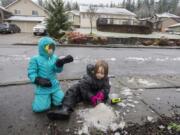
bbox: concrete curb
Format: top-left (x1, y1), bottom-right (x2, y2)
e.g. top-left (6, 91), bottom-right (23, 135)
top-left (0, 75), bottom-right (115, 87)
top-left (13, 43), bottom-right (180, 49)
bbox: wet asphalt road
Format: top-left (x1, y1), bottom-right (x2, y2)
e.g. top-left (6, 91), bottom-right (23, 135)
top-left (0, 45), bottom-right (180, 83)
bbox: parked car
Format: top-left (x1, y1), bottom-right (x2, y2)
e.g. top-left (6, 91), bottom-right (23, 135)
top-left (0, 23), bottom-right (21, 34)
top-left (33, 21), bottom-right (47, 36)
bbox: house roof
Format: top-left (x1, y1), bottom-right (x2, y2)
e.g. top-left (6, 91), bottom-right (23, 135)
top-left (156, 12), bottom-right (180, 18)
top-left (172, 18), bottom-right (180, 23)
top-left (79, 6), bottom-right (136, 17)
top-left (6, 15), bottom-right (45, 22)
top-left (5, 0), bottom-right (49, 14)
top-left (0, 6), bottom-right (11, 13)
top-left (69, 10), bottom-right (80, 16)
top-left (168, 23), bottom-right (180, 28)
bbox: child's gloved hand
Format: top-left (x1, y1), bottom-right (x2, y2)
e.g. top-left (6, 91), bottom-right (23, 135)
top-left (34, 77), bottom-right (52, 87)
top-left (90, 91), bottom-right (104, 106)
top-left (96, 91), bottom-right (104, 101)
top-left (56, 55), bottom-right (73, 67)
top-left (90, 96), bottom-right (98, 106)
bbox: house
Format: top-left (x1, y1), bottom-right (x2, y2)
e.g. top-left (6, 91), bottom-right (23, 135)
top-left (152, 12), bottom-right (180, 32)
top-left (71, 6), bottom-right (137, 28)
top-left (5, 0), bottom-right (49, 32)
top-left (0, 6), bottom-right (12, 23)
top-left (68, 10), bottom-right (80, 28)
top-left (168, 23), bottom-right (180, 33)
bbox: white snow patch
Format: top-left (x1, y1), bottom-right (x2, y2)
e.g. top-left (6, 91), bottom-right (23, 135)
top-left (156, 97), bottom-right (161, 101)
top-left (128, 77), bottom-right (135, 83)
top-left (127, 103), bottom-right (135, 108)
top-left (121, 88), bottom-right (133, 96)
top-left (117, 102), bottom-right (126, 108)
top-left (77, 103), bottom-right (118, 134)
top-left (119, 121), bottom-right (126, 129)
top-left (126, 57), bottom-right (151, 62)
top-left (114, 132), bottom-right (121, 135)
top-left (110, 57), bottom-right (116, 61)
top-left (110, 123), bottom-right (119, 131)
top-left (109, 93), bottom-right (119, 99)
top-left (138, 89), bottom-right (144, 92)
top-left (156, 57), bottom-right (169, 62)
top-left (147, 116), bottom-right (154, 122)
top-left (159, 125), bottom-right (165, 129)
top-left (133, 101), bottom-right (139, 104)
top-left (137, 78), bottom-right (157, 86)
top-left (172, 57), bottom-right (180, 61)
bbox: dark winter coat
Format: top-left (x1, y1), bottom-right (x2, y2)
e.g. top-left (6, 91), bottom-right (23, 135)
top-left (79, 64), bottom-right (110, 102)
top-left (62, 64), bottom-right (110, 108)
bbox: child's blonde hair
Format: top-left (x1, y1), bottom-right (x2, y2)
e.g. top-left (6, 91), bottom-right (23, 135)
top-left (94, 60), bottom-right (109, 77)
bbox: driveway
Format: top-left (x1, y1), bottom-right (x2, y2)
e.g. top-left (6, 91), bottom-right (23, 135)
top-left (0, 33), bottom-right (40, 45)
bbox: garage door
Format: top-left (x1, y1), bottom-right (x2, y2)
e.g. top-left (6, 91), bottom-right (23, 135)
top-left (11, 21), bottom-right (39, 33)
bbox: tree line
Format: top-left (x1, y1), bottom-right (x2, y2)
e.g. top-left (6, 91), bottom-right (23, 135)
top-left (1, 0), bottom-right (180, 18)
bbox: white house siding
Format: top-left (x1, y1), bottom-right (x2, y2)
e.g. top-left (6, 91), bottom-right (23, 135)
top-left (170, 27), bottom-right (180, 32)
top-left (6, 0), bottom-right (48, 17)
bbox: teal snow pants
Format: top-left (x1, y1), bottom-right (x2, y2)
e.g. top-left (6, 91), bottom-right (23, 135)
top-left (32, 90), bottom-right (64, 112)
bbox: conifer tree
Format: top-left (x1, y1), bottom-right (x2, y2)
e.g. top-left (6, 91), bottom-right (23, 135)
top-left (46, 0), bottom-right (71, 38)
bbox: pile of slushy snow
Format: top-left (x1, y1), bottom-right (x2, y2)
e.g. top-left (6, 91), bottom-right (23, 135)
top-left (77, 103), bottom-right (119, 134)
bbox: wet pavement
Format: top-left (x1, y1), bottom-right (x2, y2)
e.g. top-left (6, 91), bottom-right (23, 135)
top-left (0, 75), bottom-right (180, 134)
top-left (0, 35), bottom-right (180, 134)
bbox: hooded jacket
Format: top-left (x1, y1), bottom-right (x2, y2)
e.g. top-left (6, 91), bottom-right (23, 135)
top-left (28, 37), bottom-right (63, 94)
top-left (79, 64), bottom-right (110, 102)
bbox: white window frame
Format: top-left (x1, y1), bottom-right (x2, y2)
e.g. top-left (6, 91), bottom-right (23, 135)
top-left (14, 9), bottom-right (21, 15)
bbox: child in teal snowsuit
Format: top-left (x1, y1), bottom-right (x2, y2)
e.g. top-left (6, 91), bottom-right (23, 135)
top-left (28, 37), bottom-right (73, 112)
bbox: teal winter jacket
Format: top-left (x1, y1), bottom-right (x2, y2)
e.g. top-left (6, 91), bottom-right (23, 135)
top-left (28, 37), bottom-right (63, 94)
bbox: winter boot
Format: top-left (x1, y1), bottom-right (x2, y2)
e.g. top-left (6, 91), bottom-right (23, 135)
top-left (47, 106), bottom-right (72, 120)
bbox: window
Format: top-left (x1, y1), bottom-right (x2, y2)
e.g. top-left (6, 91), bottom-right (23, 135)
top-left (32, 10), bottom-right (38, 16)
top-left (14, 10), bottom-right (21, 15)
top-left (82, 14), bottom-right (85, 19)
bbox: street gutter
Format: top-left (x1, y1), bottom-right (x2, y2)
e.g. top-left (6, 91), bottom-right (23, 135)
top-left (13, 43), bottom-right (180, 49)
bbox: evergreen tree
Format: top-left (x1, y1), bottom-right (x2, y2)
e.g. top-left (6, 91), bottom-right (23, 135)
top-left (46, 0), bottom-right (71, 38)
top-left (0, 0), bottom-right (15, 7)
top-left (122, 0), bottom-right (126, 8)
top-left (171, 0), bottom-right (179, 14)
top-left (72, 2), bottom-right (79, 10)
top-left (65, 1), bottom-right (71, 11)
top-left (126, 0), bottom-right (131, 11)
top-left (37, 0), bottom-right (43, 7)
top-left (137, 0), bottom-right (142, 9)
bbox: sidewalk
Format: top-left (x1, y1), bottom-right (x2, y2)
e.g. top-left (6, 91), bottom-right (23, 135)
top-left (0, 75), bottom-right (179, 134)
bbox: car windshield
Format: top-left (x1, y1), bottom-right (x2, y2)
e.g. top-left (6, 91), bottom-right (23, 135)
top-left (0, 24), bottom-right (7, 28)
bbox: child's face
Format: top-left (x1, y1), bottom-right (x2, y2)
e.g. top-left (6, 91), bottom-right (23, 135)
top-left (95, 66), bottom-right (105, 80)
top-left (45, 44), bottom-right (54, 56)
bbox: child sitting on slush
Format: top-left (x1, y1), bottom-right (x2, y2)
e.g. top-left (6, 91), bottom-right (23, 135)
top-left (47, 60), bottom-right (110, 120)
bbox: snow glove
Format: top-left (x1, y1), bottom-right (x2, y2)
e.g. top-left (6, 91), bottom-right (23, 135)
top-left (34, 77), bottom-right (52, 87)
top-left (56, 55), bottom-right (73, 67)
top-left (90, 91), bottom-right (105, 106)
